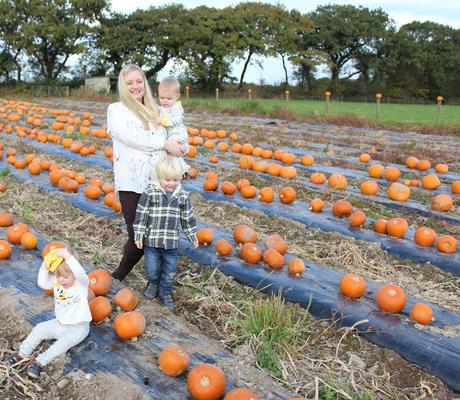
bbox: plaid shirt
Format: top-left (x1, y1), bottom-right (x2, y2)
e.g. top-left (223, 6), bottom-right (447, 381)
top-left (133, 181), bottom-right (197, 249)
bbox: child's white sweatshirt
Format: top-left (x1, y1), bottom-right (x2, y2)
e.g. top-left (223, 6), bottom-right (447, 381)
top-left (37, 256), bottom-right (92, 325)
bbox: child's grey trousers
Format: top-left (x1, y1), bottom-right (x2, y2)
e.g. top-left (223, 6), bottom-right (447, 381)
top-left (19, 319), bottom-right (89, 366)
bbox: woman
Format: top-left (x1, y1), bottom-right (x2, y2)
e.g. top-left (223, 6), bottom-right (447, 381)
top-left (107, 64), bottom-right (182, 281)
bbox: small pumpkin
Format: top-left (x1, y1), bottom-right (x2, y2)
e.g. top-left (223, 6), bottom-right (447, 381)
top-left (259, 187), bottom-right (274, 203)
top-left (221, 182), bottom-right (237, 195)
top-left (240, 185), bottom-right (257, 198)
top-left (224, 388), bottom-right (259, 400)
top-left (158, 346), bottom-right (190, 377)
top-left (300, 155), bottom-right (314, 166)
top-left (416, 159), bottom-right (431, 171)
top-left (88, 269), bottom-right (113, 296)
top-left (236, 179), bottom-right (251, 191)
top-left (215, 239), bottom-right (233, 256)
top-left (84, 184), bottom-right (102, 200)
top-left (421, 174), bottom-right (441, 190)
top-left (113, 288), bottom-right (139, 311)
top-left (187, 364), bottom-right (226, 400)
top-left (310, 172), bottom-right (326, 184)
top-left (20, 232), bottom-right (38, 250)
top-left (234, 225), bottom-right (257, 244)
top-left (0, 240), bottom-right (12, 259)
top-left (279, 166), bottom-right (297, 180)
top-left (263, 248), bottom-right (285, 269)
top-left (348, 210), bottom-right (366, 228)
top-left (90, 296), bottom-right (112, 322)
top-left (368, 164), bottom-right (384, 179)
top-left (452, 181), bottom-right (460, 194)
top-left (360, 180), bottom-right (379, 196)
top-left (309, 198), bottom-right (324, 212)
top-left (387, 182), bottom-right (411, 202)
top-left (374, 219), bottom-right (388, 234)
top-left (279, 187), bottom-right (296, 204)
top-left (436, 235), bottom-right (457, 254)
top-left (414, 227), bottom-right (436, 247)
top-left (42, 241), bottom-right (65, 256)
top-left (383, 166), bottom-right (401, 182)
top-left (375, 284), bottom-right (406, 313)
top-left (264, 234), bottom-right (288, 255)
top-left (386, 218), bottom-right (408, 239)
top-left (197, 228), bottom-right (214, 245)
top-left (203, 179), bottom-right (219, 192)
top-left (113, 311), bottom-right (146, 340)
top-left (434, 163), bottom-right (448, 174)
top-left (0, 211), bottom-right (14, 227)
top-left (332, 200), bottom-right (352, 218)
top-left (359, 153), bottom-right (371, 163)
top-left (410, 303), bottom-right (433, 325)
top-left (240, 243), bottom-right (262, 264)
top-left (287, 258), bottom-right (305, 276)
top-left (6, 223), bottom-right (29, 244)
top-left (431, 194), bottom-right (452, 212)
top-left (339, 273), bottom-right (366, 299)
top-left (406, 156), bottom-right (419, 169)
top-left (328, 173), bottom-right (347, 190)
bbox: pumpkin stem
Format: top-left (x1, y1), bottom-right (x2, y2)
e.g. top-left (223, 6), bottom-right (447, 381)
top-left (199, 376), bottom-right (210, 387)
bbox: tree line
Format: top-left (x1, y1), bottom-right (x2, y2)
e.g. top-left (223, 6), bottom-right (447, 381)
top-left (1, 0), bottom-right (460, 100)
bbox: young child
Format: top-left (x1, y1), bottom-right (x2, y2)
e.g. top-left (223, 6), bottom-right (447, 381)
top-left (4, 248), bottom-right (91, 378)
top-left (133, 156), bottom-right (198, 308)
top-left (156, 77), bottom-right (190, 176)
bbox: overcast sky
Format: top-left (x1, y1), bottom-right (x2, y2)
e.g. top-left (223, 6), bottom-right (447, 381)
top-left (109, 1), bottom-right (460, 84)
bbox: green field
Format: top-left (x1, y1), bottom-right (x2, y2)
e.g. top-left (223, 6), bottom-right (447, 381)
top-left (183, 98), bottom-right (460, 127)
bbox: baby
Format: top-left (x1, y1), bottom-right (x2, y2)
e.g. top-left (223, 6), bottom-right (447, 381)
top-left (156, 77), bottom-right (190, 176)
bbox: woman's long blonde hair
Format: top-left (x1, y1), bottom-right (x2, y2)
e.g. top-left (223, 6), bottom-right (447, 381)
top-left (117, 64), bottom-right (159, 129)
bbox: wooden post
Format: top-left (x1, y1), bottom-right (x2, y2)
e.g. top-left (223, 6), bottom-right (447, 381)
top-left (247, 88), bottom-right (252, 100)
top-left (376, 93), bottom-right (382, 122)
top-left (185, 86), bottom-right (190, 100)
top-left (324, 91), bottom-right (331, 115)
top-left (285, 90), bottom-right (290, 101)
top-left (437, 96), bottom-right (443, 124)
top-left (215, 87), bottom-right (219, 101)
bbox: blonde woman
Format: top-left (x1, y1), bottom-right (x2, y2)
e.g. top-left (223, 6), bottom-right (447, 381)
top-left (107, 64), bottom-right (182, 281)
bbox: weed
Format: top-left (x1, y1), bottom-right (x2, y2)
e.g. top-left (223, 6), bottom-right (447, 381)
top-left (0, 168), bottom-right (10, 177)
top-left (18, 204), bottom-right (34, 222)
top-left (91, 251), bottom-right (104, 265)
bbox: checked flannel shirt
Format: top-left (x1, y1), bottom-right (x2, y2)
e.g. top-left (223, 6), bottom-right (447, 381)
top-left (133, 180), bottom-right (197, 249)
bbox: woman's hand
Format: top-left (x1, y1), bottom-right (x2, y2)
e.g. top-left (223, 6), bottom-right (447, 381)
top-left (164, 139), bottom-right (182, 156)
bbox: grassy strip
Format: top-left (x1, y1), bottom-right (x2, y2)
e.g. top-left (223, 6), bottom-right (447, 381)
top-left (183, 98), bottom-right (460, 133)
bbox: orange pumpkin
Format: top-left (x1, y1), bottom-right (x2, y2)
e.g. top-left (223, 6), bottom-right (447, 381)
top-left (279, 166), bottom-right (297, 180)
top-left (348, 210), bottom-right (366, 228)
top-left (113, 288), bottom-right (139, 311)
top-left (406, 156), bottom-right (419, 169)
top-left (332, 200), bottom-right (352, 218)
top-left (431, 194), bottom-right (453, 212)
top-left (0, 240), bottom-right (12, 259)
top-left (113, 311), bottom-right (146, 340)
top-left (436, 235), bottom-right (457, 254)
top-left (187, 364), bottom-right (226, 400)
top-left (434, 164), bottom-right (448, 174)
top-left (240, 243), bottom-right (262, 264)
top-left (42, 241), bottom-right (65, 256)
top-left (414, 227), bottom-right (436, 247)
top-left (224, 388), bottom-right (259, 400)
top-left (215, 239), bottom-right (233, 256)
top-left (263, 248), bottom-right (285, 269)
top-left (386, 218), bottom-right (408, 239)
top-left (416, 159), bottom-right (431, 171)
top-left (279, 187), bottom-right (296, 204)
top-left (387, 182), bottom-right (411, 202)
top-left (300, 155), bottom-right (314, 166)
top-left (410, 303), bottom-right (433, 325)
top-left (383, 166), bottom-right (401, 182)
top-left (234, 225), bottom-right (257, 244)
top-left (20, 232), bottom-right (38, 250)
top-left (203, 179), bottom-right (219, 192)
top-left (221, 182), bottom-right (237, 195)
top-left (339, 273), bottom-right (366, 299)
top-left (360, 180), bottom-right (378, 196)
top-left (368, 164), bottom-right (384, 179)
top-left (158, 346), bottom-right (190, 377)
top-left (451, 181), bottom-right (460, 194)
top-left (259, 187), bottom-right (274, 203)
top-left (89, 296), bottom-right (112, 322)
top-left (287, 258), bottom-right (305, 276)
top-left (0, 211), bottom-right (14, 227)
top-left (236, 179), bottom-right (251, 191)
top-left (310, 172), bottom-right (326, 184)
top-left (309, 198), bottom-right (324, 212)
top-left (197, 228), bottom-right (214, 245)
top-left (240, 185), bottom-right (257, 198)
top-left (264, 234), bottom-right (288, 255)
top-left (88, 269), bottom-right (113, 296)
top-left (359, 153), bottom-right (371, 163)
top-left (375, 284), bottom-right (406, 313)
top-left (328, 173), bottom-right (347, 190)
top-left (421, 174), bottom-right (441, 190)
top-left (266, 163), bottom-right (281, 176)
top-left (6, 223), bottom-right (29, 244)
top-left (374, 219), bottom-right (388, 234)
top-left (84, 184), bottom-right (102, 200)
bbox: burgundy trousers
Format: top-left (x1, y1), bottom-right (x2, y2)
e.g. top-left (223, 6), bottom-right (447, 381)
top-left (111, 191), bottom-right (144, 281)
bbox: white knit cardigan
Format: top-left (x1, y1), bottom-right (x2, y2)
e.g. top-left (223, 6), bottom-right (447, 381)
top-left (107, 102), bottom-right (167, 194)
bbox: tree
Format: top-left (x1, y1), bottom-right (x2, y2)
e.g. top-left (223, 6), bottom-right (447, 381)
top-left (309, 5), bottom-right (390, 93)
top-left (0, 0), bottom-right (32, 82)
top-left (232, 2), bottom-right (280, 88)
top-left (24, 0), bottom-right (108, 81)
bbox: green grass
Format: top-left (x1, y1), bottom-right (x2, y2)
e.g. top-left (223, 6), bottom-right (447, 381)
top-left (183, 98), bottom-right (460, 127)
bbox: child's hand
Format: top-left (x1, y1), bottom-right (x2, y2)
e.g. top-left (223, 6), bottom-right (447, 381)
top-left (135, 241), bottom-right (143, 249)
top-left (155, 117), bottom-right (163, 125)
top-left (54, 248), bottom-right (71, 260)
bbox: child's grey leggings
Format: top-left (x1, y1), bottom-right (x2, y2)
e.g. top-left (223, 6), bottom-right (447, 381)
top-left (19, 319), bottom-right (90, 366)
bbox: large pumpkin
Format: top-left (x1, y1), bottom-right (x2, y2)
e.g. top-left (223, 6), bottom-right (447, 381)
top-left (89, 296), bottom-right (112, 322)
top-left (187, 364), bottom-right (226, 400)
top-left (328, 173), bottom-right (347, 190)
top-left (88, 269), bottom-right (113, 296)
top-left (158, 346), bottom-right (190, 377)
top-left (387, 183), bottom-right (411, 202)
top-left (113, 288), bottom-right (139, 311)
top-left (6, 223), bottom-right (29, 244)
top-left (233, 225), bottom-right (257, 244)
top-left (113, 311), bottom-right (146, 340)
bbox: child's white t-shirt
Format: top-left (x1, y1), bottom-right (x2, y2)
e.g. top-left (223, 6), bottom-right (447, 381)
top-left (37, 256), bottom-right (92, 325)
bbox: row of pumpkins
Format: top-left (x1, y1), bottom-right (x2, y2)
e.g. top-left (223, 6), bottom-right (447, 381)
top-left (0, 144), bottom-right (122, 214)
top-left (196, 223), bottom-right (434, 326)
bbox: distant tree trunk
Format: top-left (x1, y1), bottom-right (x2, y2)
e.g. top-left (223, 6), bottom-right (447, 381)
top-left (239, 49), bottom-right (254, 89)
top-left (281, 54), bottom-right (289, 88)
